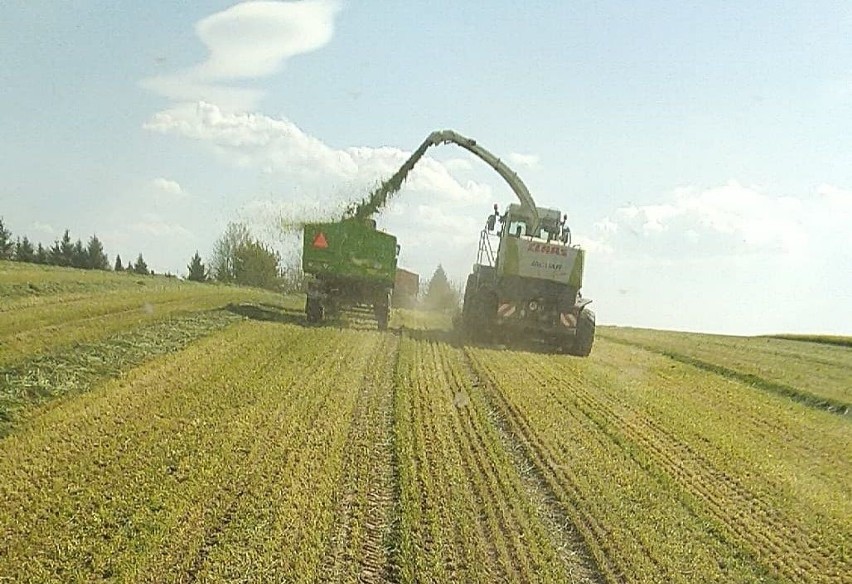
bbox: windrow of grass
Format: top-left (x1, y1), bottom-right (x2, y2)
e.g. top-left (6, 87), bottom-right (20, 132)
top-left (392, 335), bottom-right (578, 583)
top-left (0, 320), bottom-right (394, 582)
top-left (767, 334), bottom-right (852, 348)
top-left (0, 278), bottom-right (284, 368)
top-left (0, 310), bottom-right (245, 437)
top-left (600, 326), bottom-right (852, 412)
top-left (468, 339), bottom-right (850, 583)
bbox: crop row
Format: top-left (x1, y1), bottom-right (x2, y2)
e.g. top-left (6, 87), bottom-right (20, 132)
top-left (0, 321), bottom-right (390, 582)
top-left (392, 335), bottom-right (587, 582)
top-left (467, 339), bottom-right (850, 583)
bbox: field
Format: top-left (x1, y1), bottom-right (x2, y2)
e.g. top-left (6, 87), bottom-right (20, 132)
top-left (0, 261), bottom-right (849, 583)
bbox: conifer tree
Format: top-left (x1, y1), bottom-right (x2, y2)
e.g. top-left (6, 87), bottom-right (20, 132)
top-left (86, 235), bottom-right (109, 270)
top-left (132, 253), bottom-right (149, 275)
top-left (15, 236), bottom-right (35, 263)
top-left (186, 251), bottom-right (207, 282)
top-left (0, 217), bottom-right (13, 260)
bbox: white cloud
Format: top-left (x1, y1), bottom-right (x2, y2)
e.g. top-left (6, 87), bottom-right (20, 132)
top-left (598, 181), bottom-right (815, 256)
top-left (573, 234), bottom-right (614, 255)
top-left (144, 102), bottom-right (491, 208)
top-left (594, 217), bottom-right (618, 234)
top-left (141, 0), bottom-right (341, 110)
top-left (31, 222), bottom-right (55, 236)
top-left (151, 177), bottom-right (185, 197)
top-left (443, 157), bottom-right (474, 172)
top-left (817, 183), bottom-right (852, 211)
top-left (507, 152), bottom-right (540, 169)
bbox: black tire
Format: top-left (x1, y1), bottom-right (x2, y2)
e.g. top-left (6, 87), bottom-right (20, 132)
top-left (374, 292), bottom-right (390, 331)
top-left (461, 274), bottom-right (476, 326)
top-left (571, 309), bottom-right (595, 357)
top-left (305, 296), bottom-right (323, 323)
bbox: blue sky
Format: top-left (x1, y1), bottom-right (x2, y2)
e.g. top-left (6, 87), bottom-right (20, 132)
top-left (2, 1), bottom-right (851, 334)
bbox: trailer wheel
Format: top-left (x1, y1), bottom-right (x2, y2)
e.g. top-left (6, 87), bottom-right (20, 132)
top-left (571, 309), bottom-right (595, 357)
top-left (374, 292), bottom-right (390, 331)
top-left (306, 296), bottom-right (323, 323)
top-left (376, 307), bottom-right (389, 331)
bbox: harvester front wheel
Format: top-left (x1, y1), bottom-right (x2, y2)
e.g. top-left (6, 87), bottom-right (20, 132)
top-left (571, 309), bottom-right (595, 357)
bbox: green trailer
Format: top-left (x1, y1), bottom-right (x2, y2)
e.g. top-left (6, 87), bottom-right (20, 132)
top-left (302, 219), bottom-right (398, 329)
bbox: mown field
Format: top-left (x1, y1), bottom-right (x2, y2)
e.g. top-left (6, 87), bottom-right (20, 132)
top-left (1, 261), bottom-right (849, 583)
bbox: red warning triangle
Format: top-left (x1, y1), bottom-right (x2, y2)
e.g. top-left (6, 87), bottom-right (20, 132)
top-left (312, 232), bottom-right (329, 249)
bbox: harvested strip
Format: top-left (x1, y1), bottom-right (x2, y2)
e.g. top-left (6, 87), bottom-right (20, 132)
top-left (0, 310), bottom-right (244, 436)
top-left (767, 334), bottom-right (852, 348)
top-left (468, 346), bottom-right (774, 583)
top-left (191, 329), bottom-right (384, 581)
top-left (0, 322), bottom-right (386, 582)
top-left (0, 321), bottom-right (286, 581)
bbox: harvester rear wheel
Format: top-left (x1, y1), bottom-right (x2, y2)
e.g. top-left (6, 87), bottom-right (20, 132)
top-left (570, 309), bottom-right (595, 357)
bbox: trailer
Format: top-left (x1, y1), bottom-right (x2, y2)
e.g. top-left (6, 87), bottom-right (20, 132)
top-left (302, 219), bottom-right (398, 330)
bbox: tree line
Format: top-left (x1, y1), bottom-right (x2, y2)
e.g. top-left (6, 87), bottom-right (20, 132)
top-left (0, 217), bottom-right (153, 275)
top-left (2, 216), bottom-right (459, 303)
top-left (0, 216), bottom-right (293, 289)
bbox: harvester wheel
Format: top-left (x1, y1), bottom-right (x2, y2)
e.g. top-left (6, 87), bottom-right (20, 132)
top-left (462, 290), bottom-right (496, 341)
top-left (571, 309), bottom-right (595, 357)
top-left (461, 275), bottom-right (475, 325)
top-left (305, 297), bottom-right (323, 323)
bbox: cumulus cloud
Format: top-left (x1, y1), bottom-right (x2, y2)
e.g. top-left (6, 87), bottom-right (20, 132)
top-left (507, 152), bottom-right (540, 169)
top-left (144, 102), bottom-right (491, 208)
top-left (590, 181), bottom-right (848, 258)
top-left (152, 177), bottom-right (184, 196)
top-left (443, 157), bottom-right (474, 172)
top-left (31, 222), bottom-right (55, 236)
top-left (141, 0), bottom-right (341, 110)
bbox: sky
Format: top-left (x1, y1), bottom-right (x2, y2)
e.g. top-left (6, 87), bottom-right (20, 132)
top-left (2, 0), bottom-right (851, 335)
